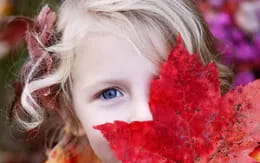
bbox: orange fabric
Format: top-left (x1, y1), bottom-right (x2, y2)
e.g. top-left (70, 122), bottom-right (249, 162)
top-left (0, 0), bottom-right (12, 16)
top-left (45, 142), bottom-right (100, 163)
top-left (249, 146), bottom-right (260, 162)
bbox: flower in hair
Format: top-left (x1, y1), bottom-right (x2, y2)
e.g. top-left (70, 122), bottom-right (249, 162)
top-left (95, 36), bottom-right (260, 162)
top-left (11, 5), bottom-right (59, 113)
top-left (23, 4), bottom-right (57, 79)
top-left (23, 5), bottom-right (59, 110)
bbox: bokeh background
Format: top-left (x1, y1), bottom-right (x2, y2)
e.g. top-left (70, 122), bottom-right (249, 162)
top-left (0, 0), bottom-right (259, 163)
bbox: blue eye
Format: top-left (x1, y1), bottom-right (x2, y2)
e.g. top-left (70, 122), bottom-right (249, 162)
top-left (99, 88), bottom-right (123, 100)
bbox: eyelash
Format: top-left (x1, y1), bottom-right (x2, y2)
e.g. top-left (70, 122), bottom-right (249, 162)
top-left (96, 87), bottom-right (124, 100)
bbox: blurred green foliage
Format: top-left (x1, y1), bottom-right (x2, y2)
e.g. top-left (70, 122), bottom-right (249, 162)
top-left (13, 0), bottom-right (60, 16)
top-left (0, 46), bottom-right (27, 150)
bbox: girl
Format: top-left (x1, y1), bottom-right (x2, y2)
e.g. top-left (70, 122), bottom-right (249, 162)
top-left (10, 0), bottom-right (233, 162)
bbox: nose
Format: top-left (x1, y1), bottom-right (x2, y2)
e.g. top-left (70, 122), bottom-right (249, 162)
top-left (128, 96), bottom-right (153, 122)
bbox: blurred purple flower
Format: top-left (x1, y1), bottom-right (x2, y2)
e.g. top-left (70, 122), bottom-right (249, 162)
top-left (205, 10), bottom-right (260, 63)
top-left (254, 33), bottom-right (260, 51)
top-left (233, 71), bottom-right (256, 87)
top-left (196, 0), bottom-right (260, 89)
top-left (235, 42), bottom-right (257, 61)
top-left (209, 0), bottom-right (224, 8)
top-left (230, 28), bottom-right (243, 41)
top-left (206, 12), bottom-right (232, 41)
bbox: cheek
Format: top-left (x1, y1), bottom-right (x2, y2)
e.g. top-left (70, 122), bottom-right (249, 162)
top-left (75, 104), bottom-right (130, 128)
top-left (72, 88), bottom-right (132, 161)
top-left (76, 109), bottom-right (119, 162)
top-left (72, 99), bottom-right (129, 162)
top-left (73, 97), bottom-right (132, 127)
top-left (85, 123), bottom-right (112, 157)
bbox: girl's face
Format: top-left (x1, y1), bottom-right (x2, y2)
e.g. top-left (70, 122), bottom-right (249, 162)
top-left (71, 33), bottom-right (159, 163)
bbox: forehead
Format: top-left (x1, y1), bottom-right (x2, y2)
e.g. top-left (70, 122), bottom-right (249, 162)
top-left (71, 33), bottom-right (159, 87)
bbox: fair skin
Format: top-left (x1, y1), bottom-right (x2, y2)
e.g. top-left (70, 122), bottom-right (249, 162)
top-left (71, 33), bottom-right (159, 163)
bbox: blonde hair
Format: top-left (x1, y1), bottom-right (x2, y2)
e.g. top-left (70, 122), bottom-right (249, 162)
top-left (14, 0), bottom-right (233, 153)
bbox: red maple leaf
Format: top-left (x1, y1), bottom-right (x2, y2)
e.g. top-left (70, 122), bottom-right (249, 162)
top-left (94, 36), bottom-right (260, 163)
